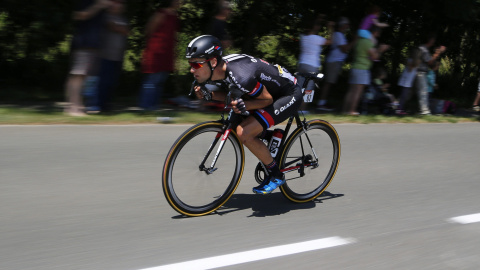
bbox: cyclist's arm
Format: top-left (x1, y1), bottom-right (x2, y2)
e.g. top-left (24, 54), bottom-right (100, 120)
top-left (211, 90), bottom-right (227, 101)
top-left (194, 85), bottom-right (226, 101)
top-left (242, 86), bottom-right (273, 110)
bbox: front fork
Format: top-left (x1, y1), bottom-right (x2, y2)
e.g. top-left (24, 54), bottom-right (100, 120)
top-left (198, 110), bottom-right (240, 175)
top-left (199, 128), bottom-right (232, 175)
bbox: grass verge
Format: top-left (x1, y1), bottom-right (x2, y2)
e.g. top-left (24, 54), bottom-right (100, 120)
top-left (1, 105), bottom-right (479, 125)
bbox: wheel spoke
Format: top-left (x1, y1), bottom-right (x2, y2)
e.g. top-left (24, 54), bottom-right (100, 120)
top-left (279, 121), bottom-right (340, 202)
top-left (163, 123), bottom-right (244, 216)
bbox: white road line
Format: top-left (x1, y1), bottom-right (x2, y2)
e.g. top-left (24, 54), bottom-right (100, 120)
top-left (448, 213), bottom-right (480, 224)
top-left (139, 237), bottom-right (354, 270)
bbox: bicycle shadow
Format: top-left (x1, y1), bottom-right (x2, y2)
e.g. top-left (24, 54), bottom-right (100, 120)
top-left (171, 190), bottom-right (344, 219)
top-left (223, 191), bottom-right (344, 217)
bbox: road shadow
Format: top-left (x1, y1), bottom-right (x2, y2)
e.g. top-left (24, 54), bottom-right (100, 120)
top-left (171, 190), bottom-right (344, 219)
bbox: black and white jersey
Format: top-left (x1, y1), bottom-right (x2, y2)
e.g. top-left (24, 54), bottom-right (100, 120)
top-left (222, 54), bottom-right (297, 99)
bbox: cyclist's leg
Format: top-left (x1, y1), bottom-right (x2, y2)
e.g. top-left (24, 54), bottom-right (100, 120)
top-left (234, 116), bottom-right (282, 194)
top-left (236, 117), bottom-right (271, 165)
top-left (247, 86), bottom-right (303, 194)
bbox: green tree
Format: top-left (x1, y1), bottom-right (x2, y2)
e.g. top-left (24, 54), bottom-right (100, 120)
top-left (1, 0), bottom-right (480, 106)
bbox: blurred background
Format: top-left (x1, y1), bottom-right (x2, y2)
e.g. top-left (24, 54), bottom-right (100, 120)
top-left (1, 0), bottom-right (480, 108)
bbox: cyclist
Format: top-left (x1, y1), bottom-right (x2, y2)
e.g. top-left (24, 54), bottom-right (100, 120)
top-left (186, 35), bottom-right (303, 194)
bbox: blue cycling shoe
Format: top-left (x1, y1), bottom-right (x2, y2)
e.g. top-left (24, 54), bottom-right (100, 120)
top-left (252, 175), bottom-right (286, 195)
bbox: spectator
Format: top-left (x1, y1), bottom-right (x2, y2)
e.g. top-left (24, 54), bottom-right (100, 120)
top-left (414, 33), bottom-right (446, 115)
top-left (473, 79), bottom-right (480, 112)
top-left (206, 0), bottom-right (233, 49)
top-left (357, 5), bottom-right (389, 43)
top-left (317, 16), bottom-right (354, 112)
top-left (64, 0), bottom-right (111, 116)
top-left (343, 25), bottom-right (389, 115)
top-left (396, 56), bottom-right (419, 115)
top-left (426, 60), bottom-right (439, 112)
top-left (362, 66), bottom-right (396, 114)
top-left (296, 14), bottom-right (333, 113)
top-left (94, 0), bottom-right (129, 113)
top-left (139, 0), bottom-right (181, 111)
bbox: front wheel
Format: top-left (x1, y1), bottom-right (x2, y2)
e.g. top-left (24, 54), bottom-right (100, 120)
top-left (279, 120), bottom-right (340, 202)
top-left (163, 122), bottom-right (245, 216)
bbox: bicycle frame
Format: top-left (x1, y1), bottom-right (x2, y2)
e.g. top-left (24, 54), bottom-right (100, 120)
top-left (196, 72), bottom-right (322, 176)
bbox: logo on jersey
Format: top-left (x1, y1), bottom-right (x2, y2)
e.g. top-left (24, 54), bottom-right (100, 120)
top-left (260, 73), bottom-right (281, 86)
top-left (260, 73), bottom-right (272, 82)
top-left (228, 71), bottom-right (247, 92)
top-left (274, 96), bottom-right (296, 115)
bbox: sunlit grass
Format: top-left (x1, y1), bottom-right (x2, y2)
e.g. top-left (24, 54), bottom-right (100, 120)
top-left (0, 106), bottom-right (478, 125)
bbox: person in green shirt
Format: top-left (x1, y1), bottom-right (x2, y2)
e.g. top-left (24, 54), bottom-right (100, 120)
top-left (343, 25), bottom-right (389, 115)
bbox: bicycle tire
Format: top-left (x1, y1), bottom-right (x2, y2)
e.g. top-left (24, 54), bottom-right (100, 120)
top-left (279, 120), bottom-right (340, 202)
top-left (163, 122), bottom-right (245, 216)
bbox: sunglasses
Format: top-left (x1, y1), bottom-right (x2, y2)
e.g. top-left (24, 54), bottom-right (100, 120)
top-left (188, 57), bottom-right (215, 69)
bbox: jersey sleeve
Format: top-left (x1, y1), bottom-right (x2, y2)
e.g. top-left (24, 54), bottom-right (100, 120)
top-left (246, 81), bottom-right (263, 98)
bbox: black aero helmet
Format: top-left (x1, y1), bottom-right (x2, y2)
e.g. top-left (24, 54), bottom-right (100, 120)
top-left (185, 35), bottom-right (223, 59)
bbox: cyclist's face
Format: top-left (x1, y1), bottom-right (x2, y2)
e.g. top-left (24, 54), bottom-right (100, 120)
top-left (189, 58), bottom-right (214, 83)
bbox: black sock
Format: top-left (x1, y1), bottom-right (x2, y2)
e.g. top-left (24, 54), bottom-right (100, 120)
top-left (265, 160), bottom-right (282, 178)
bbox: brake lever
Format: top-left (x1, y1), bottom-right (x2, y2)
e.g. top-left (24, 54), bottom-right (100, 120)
top-left (190, 80), bottom-right (213, 101)
top-left (189, 80), bottom-right (197, 96)
top-left (224, 91), bottom-right (232, 110)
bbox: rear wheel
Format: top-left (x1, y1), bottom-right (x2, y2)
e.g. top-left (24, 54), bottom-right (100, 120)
top-left (279, 120), bottom-right (340, 202)
top-left (163, 122), bottom-right (245, 216)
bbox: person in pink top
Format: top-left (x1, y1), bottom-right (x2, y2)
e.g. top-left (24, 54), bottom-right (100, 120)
top-left (139, 0), bottom-right (181, 111)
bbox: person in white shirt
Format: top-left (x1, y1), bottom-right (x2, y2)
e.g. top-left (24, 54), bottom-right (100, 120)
top-left (317, 17), bottom-right (354, 111)
top-left (296, 14), bottom-right (332, 113)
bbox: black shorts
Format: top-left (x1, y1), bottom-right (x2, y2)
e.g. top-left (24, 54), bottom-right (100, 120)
top-left (251, 85), bottom-right (303, 130)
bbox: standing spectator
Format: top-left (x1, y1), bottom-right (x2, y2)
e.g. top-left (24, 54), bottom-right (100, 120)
top-left (343, 25), bottom-right (389, 115)
top-left (139, 0), bottom-right (181, 111)
top-left (415, 34), bottom-right (446, 115)
top-left (206, 0), bottom-right (233, 49)
top-left (296, 14), bottom-right (333, 113)
top-left (396, 56), bottom-right (419, 115)
top-left (473, 79), bottom-right (480, 111)
top-left (94, 0), bottom-right (129, 113)
top-left (426, 60), bottom-right (439, 112)
top-left (317, 16), bottom-right (354, 112)
top-left (64, 0), bottom-right (111, 116)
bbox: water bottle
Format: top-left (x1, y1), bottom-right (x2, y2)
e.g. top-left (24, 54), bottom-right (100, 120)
top-left (268, 129), bottom-right (284, 157)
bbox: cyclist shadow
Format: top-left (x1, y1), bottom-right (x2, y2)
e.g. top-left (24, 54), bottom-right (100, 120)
top-left (218, 191), bottom-right (344, 217)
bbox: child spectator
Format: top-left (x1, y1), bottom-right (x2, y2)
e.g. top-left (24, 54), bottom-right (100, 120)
top-left (357, 5), bottom-right (389, 44)
top-left (362, 66), bottom-right (396, 114)
top-left (427, 61), bottom-right (439, 96)
top-left (396, 57), bottom-right (419, 115)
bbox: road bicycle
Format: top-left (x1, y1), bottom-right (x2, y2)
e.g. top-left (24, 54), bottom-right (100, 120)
top-left (162, 73), bottom-right (341, 217)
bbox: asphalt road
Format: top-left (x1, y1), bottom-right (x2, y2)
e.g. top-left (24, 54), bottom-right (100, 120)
top-left (1, 123), bottom-right (480, 270)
